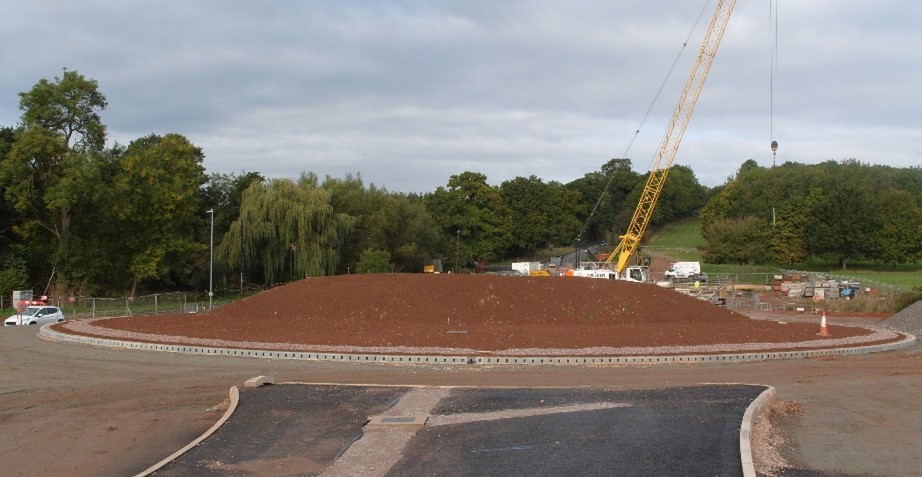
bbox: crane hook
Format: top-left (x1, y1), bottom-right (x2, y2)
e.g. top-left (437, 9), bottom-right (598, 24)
top-left (770, 140), bottom-right (778, 156)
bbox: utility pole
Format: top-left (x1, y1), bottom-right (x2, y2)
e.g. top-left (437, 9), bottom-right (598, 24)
top-left (238, 214), bottom-right (243, 298)
top-left (207, 209), bottom-right (214, 311)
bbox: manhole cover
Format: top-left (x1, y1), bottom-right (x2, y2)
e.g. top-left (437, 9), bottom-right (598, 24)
top-left (366, 415), bottom-right (428, 427)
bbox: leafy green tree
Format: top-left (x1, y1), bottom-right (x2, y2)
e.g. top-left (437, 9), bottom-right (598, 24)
top-left (543, 182), bottom-right (583, 248)
top-left (323, 174), bottom-right (387, 272)
top-left (18, 70), bottom-right (107, 152)
top-left (0, 254), bottom-right (30, 305)
top-left (355, 249), bottom-right (393, 274)
top-left (875, 189), bottom-right (922, 266)
top-left (324, 174), bottom-right (440, 273)
top-left (55, 149), bottom-right (120, 294)
top-left (0, 127), bottom-right (20, 255)
top-left (804, 161), bottom-right (879, 270)
top-left (203, 171), bottom-right (265, 235)
top-left (112, 134), bottom-right (208, 294)
top-left (360, 193), bottom-right (441, 273)
top-left (0, 71), bottom-right (108, 293)
top-left (769, 200), bottom-right (810, 264)
top-left (701, 160), bottom-right (782, 239)
top-left (636, 164), bottom-right (709, 226)
top-left (425, 172), bottom-right (512, 269)
top-left (702, 216), bottom-right (772, 264)
top-left (202, 171), bottom-right (264, 289)
top-left (500, 175), bottom-right (582, 255)
top-left (217, 176), bottom-right (353, 284)
top-left (566, 158), bottom-right (639, 244)
top-left (500, 176), bottom-right (554, 254)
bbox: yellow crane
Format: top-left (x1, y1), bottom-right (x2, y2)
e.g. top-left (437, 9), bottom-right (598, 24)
top-left (603, 0), bottom-right (737, 276)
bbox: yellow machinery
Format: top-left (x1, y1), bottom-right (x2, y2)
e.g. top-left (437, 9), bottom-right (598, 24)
top-left (603, 0), bottom-right (737, 275)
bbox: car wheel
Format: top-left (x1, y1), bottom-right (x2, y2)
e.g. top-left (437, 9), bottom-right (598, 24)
top-left (57, 319), bottom-right (64, 323)
top-left (28, 322), bottom-right (37, 325)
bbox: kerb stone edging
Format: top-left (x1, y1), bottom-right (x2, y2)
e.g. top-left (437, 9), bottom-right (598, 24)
top-left (40, 325), bottom-right (916, 365)
top-left (134, 385), bottom-right (239, 477)
top-left (740, 385), bottom-right (776, 477)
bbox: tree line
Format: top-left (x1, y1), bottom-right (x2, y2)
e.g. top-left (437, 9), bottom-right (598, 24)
top-left (0, 71), bottom-right (711, 299)
top-left (702, 159), bottom-right (922, 269)
top-left (2, 71), bottom-right (919, 300)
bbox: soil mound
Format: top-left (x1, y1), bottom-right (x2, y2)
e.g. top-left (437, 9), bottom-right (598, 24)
top-left (87, 274), bottom-right (884, 353)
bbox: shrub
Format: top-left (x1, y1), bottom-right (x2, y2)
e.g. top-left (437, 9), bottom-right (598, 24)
top-left (355, 249), bottom-right (393, 274)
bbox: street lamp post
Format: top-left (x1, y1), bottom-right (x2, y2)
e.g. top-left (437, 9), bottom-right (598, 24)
top-left (207, 209), bottom-right (214, 311)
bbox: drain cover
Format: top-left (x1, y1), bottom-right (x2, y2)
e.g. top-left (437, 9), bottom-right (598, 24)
top-left (366, 415), bottom-right (428, 427)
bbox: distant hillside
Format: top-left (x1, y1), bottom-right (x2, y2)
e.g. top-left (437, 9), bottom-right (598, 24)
top-left (649, 218), bottom-right (705, 249)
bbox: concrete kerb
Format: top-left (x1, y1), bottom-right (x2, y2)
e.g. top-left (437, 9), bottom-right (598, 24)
top-left (134, 385), bottom-right (240, 477)
top-left (739, 385), bottom-right (777, 477)
top-left (39, 325), bottom-right (916, 366)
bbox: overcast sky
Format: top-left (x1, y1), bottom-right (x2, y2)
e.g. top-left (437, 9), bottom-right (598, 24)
top-left (2, 1), bottom-right (920, 193)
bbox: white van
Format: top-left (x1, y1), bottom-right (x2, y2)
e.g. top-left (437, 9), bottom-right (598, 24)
top-left (663, 262), bottom-right (701, 279)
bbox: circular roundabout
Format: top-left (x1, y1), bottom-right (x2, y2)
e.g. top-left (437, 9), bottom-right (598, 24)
top-left (46, 274), bottom-right (914, 365)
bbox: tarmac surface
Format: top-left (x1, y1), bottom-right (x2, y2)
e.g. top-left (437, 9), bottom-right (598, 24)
top-left (153, 383), bottom-right (766, 477)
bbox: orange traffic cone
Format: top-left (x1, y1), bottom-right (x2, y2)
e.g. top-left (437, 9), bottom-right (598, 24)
top-left (817, 311), bottom-right (830, 337)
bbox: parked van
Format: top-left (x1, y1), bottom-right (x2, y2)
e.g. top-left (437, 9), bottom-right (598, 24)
top-left (663, 261), bottom-right (701, 280)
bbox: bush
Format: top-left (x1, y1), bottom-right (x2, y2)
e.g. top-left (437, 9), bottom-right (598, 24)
top-left (702, 216), bottom-right (772, 265)
top-left (893, 286), bottom-right (922, 312)
top-left (0, 254), bottom-right (30, 307)
top-left (355, 249), bottom-right (393, 274)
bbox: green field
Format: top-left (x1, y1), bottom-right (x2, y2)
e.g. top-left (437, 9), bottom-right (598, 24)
top-left (648, 218), bottom-right (921, 291)
top-left (648, 219), bottom-right (706, 249)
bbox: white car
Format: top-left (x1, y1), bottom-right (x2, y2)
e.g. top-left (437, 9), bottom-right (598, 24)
top-left (4, 306), bottom-right (65, 326)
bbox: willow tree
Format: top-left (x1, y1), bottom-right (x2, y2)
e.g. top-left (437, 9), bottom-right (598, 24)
top-left (217, 176), bottom-right (353, 284)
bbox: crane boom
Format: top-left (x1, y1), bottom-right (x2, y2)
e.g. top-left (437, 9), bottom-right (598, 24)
top-left (604, 0), bottom-right (736, 274)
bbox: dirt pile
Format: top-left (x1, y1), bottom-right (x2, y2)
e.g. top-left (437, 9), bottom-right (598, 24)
top-left (85, 274), bottom-right (886, 353)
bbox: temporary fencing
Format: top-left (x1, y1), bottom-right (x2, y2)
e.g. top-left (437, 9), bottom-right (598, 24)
top-left (53, 292), bottom-right (192, 320)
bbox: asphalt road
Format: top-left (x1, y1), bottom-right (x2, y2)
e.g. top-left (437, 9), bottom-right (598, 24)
top-left (1, 324), bottom-right (920, 476)
top-left (155, 384), bottom-right (765, 476)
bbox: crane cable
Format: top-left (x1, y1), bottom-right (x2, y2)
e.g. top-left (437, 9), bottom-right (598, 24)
top-left (770, 0), bottom-right (779, 165)
top-left (770, 0), bottom-right (780, 228)
top-left (575, 0), bottom-right (712, 246)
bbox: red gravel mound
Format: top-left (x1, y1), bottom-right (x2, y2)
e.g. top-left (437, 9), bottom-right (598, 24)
top-left (87, 274), bottom-right (884, 353)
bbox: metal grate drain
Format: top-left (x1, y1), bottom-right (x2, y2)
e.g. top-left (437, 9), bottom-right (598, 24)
top-left (366, 415), bottom-right (428, 427)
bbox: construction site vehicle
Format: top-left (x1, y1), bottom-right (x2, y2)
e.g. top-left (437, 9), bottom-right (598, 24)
top-left (528, 270), bottom-right (552, 277)
top-left (596, 0), bottom-right (736, 278)
top-left (512, 262), bottom-right (543, 276)
top-left (664, 262), bottom-right (701, 280)
top-left (568, 263), bottom-right (649, 282)
top-left (423, 260), bottom-right (443, 273)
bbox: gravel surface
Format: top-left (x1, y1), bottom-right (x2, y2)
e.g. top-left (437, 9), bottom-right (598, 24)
top-left (59, 318), bottom-right (901, 357)
top-left (881, 300), bottom-right (922, 339)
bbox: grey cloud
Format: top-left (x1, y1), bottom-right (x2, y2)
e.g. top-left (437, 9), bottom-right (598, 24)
top-left (2, 1), bottom-right (920, 193)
